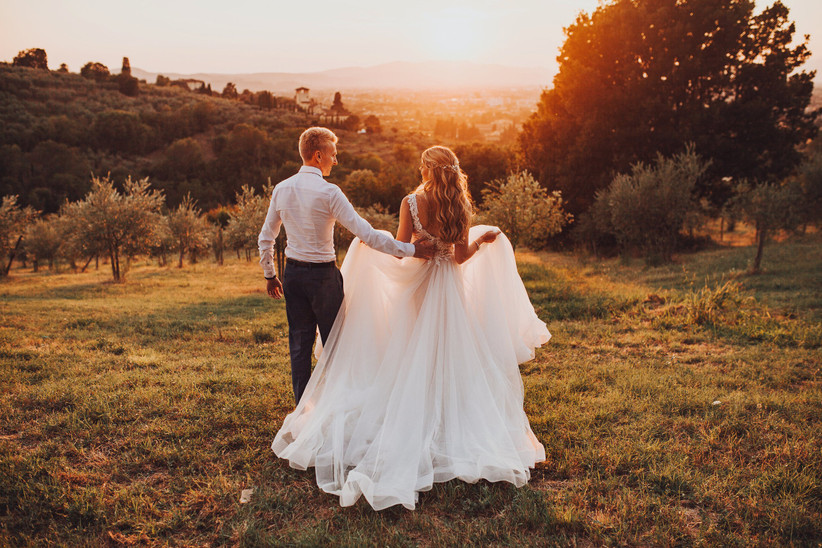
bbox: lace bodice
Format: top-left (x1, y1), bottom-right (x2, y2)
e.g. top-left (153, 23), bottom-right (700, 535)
top-left (408, 194), bottom-right (454, 264)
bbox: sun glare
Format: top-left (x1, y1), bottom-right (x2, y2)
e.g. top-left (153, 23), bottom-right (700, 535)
top-left (426, 8), bottom-right (483, 60)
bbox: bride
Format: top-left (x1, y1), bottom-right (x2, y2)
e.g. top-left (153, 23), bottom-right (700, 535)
top-left (272, 145), bottom-right (551, 510)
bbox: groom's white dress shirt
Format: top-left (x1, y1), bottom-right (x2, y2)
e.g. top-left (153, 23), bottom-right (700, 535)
top-left (258, 166), bottom-right (415, 278)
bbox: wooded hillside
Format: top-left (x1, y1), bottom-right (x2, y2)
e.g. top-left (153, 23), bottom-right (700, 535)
top-left (0, 64), bottom-right (310, 211)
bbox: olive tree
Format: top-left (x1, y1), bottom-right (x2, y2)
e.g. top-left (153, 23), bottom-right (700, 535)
top-left (225, 182), bottom-right (275, 261)
top-left (62, 175), bottom-right (164, 282)
top-left (24, 216), bottom-right (60, 272)
top-left (727, 180), bottom-right (803, 273)
top-left (593, 147), bottom-right (709, 264)
top-left (479, 171), bottom-right (571, 251)
top-left (0, 195), bottom-right (37, 276)
top-left (167, 194), bottom-right (211, 267)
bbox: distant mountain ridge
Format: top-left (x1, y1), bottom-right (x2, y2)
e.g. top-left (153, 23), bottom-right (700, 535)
top-left (130, 61), bottom-right (552, 93)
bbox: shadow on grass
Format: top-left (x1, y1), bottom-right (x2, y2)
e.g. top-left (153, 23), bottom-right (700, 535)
top-left (55, 293), bottom-right (285, 345)
top-left (1, 280), bottom-right (113, 301)
top-left (518, 260), bottom-right (639, 322)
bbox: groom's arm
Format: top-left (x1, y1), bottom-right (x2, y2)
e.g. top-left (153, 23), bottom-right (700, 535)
top-left (257, 191), bottom-right (283, 279)
top-left (329, 187), bottom-right (415, 258)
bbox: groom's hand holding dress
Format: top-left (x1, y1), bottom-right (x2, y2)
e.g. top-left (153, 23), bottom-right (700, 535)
top-left (411, 238), bottom-right (436, 259)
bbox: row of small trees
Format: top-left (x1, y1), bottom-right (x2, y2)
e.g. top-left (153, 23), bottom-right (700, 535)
top-left (1, 170), bottom-right (574, 282)
top-left (0, 176), bottom-right (285, 281)
top-left (5, 148), bottom-right (818, 281)
top-left (575, 144), bottom-right (822, 270)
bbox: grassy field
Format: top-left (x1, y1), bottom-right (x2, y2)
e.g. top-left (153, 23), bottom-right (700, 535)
top-left (1, 236), bottom-right (820, 546)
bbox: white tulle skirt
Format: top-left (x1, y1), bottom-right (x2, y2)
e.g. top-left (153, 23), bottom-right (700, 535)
top-left (272, 226), bottom-right (551, 510)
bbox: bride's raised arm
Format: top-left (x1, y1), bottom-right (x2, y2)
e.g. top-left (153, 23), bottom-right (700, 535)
top-left (396, 195), bottom-right (414, 244)
top-left (454, 228), bottom-right (500, 264)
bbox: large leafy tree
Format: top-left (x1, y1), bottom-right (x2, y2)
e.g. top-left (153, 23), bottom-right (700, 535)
top-left (520, 0), bottom-right (818, 216)
top-left (12, 48), bottom-right (48, 70)
top-left (80, 62), bottom-right (110, 82)
top-left (453, 144), bottom-right (514, 205)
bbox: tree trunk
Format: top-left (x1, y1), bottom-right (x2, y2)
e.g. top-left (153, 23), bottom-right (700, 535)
top-left (3, 235), bottom-right (23, 276)
top-left (32, 259), bottom-right (38, 273)
top-left (110, 244), bottom-right (120, 282)
top-left (751, 225), bottom-right (767, 274)
top-left (178, 240), bottom-right (184, 268)
top-left (215, 229), bottom-right (224, 265)
top-left (80, 254), bottom-right (94, 273)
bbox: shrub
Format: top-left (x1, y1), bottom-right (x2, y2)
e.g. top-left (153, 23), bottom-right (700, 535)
top-left (479, 171), bottom-right (571, 250)
top-left (589, 146), bottom-right (709, 264)
top-left (681, 279), bottom-right (747, 326)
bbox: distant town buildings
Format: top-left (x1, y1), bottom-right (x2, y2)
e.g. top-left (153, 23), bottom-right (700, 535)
top-left (295, 87), bottom-right (311, 109)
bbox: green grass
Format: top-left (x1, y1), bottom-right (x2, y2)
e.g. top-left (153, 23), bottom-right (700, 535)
top-left (1, 236), bottom-right (820, 546)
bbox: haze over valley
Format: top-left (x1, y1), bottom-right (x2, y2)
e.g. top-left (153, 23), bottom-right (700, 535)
top-left (130, 60), bottom-right (553, 93)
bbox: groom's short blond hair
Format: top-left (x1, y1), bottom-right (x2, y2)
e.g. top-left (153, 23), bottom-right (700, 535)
top-left (299, 127), bottom-right (338, 162)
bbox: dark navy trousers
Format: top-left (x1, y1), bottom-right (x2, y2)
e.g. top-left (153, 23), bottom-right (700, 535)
top-left (282, 262), bottom-right (344, 404)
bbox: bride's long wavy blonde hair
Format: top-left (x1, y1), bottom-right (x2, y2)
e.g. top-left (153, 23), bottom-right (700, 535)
top-left (417, 146), bottom-right (473, 243)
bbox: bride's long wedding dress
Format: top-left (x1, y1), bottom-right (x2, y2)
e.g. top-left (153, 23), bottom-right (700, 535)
top-left (272, 194), bottom-right (551, 510)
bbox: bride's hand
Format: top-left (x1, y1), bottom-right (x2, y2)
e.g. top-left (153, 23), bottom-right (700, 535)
top-left (479, 229), bottom-right (500, 244)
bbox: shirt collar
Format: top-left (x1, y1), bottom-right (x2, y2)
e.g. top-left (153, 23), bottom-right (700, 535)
top-left (299, 165), bottom-right (323, 177)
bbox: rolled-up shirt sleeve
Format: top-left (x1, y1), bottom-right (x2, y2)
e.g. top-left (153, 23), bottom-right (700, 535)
top-left (257, 192), bottom-right (282, 278)
top-left (329, 187), bottom-right (415, 258)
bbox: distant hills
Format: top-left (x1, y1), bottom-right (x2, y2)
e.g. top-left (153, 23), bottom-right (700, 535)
top-left (131, 61), bottom-right (553, 93)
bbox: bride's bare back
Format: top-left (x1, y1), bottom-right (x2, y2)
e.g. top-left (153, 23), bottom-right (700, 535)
top-left (412, 192), bottom-right (443, 239)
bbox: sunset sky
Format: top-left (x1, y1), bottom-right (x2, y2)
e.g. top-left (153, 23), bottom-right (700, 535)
top-left (1, 0), bottom-right (820, 78)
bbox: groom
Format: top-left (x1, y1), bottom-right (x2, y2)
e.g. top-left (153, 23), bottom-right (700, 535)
top-left (258, 127), bottom-right (433, 403)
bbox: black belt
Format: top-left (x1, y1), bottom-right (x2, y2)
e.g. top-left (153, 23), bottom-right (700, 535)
top-left (286, 258), bottom-right (336, 269)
